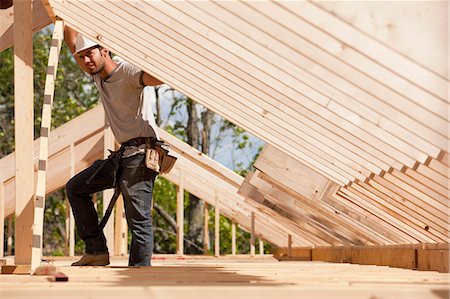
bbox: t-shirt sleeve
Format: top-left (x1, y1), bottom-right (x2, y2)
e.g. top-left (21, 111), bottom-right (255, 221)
top-left (122, 61), bottom-right (144, 89)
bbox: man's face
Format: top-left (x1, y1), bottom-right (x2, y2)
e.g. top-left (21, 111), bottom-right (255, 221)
top-left (77, 46), bottom-right (105, 75)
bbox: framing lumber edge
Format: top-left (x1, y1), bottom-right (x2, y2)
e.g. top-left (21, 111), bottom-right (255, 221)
top-left (272, 244), bottom-right (449, 273)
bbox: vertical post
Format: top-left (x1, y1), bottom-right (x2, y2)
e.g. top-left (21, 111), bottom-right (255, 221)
top-left (214, 192), bottom-right (220, 257)
top-left (69, 144), bottom-right (75, 256)
top-left (0, 178), bottom-right (4, 258)
top-left (114, 194), bottom-right (125, 256)
top-left (7, 215), bottom-right (12, 256)
top-left (259, 239), bottom-right (264, 255)
top-left (203, 202), bottom-right (209, 253)
top-left (31, 19), bottom-right (64, 271)
top-left (64, 198), bottom-right (69, 256)
top-left (231, 221), bottom-right (236, 255)
top-left (14, 0), bottom-right (34, 265)
top-left (287, 234), bottom-right (292, 257)
top-left (103, 127), bottom-right (115, 255)
top-left (120, 194), bottom-right (128, 255)
top-left (176, 172), bottom-right (184, 255)
top-left (250, 212), bottom-right (255, 257)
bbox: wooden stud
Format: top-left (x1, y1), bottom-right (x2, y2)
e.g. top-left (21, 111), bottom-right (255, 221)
top-left (250, 212), bottom-right (255, 257)
top-left (259, 239), bottom-right (264, 255)
top-left (114, 194), bottom-right (126, 256)
top-left (31, 19), bottom-right (64, 272)
top-left (103, 126), bottom-right (115, 255)
top-left (176, 171), bottom-right (184, 256)
top-left (231, 221), bottom-right (236, 255)
top-left (287, 234), bottom-right (292, 257)
top-left (0, 0), bottom-right (52, 53)
top-left (14, 0), bottom-right (35, 266)
top-left (69, 143), bottom-right (75, 257)
top-left (203, 202), bottom-right (209, 253)
top-left (7, 215), bottom-right (12, 256)
top-left (0, 178), bottom-right (4, 257)
top-left (214, 191), bottom-right (220, 257)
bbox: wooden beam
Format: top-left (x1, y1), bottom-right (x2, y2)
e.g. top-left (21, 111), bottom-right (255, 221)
top-left (259, 239), bottom-right (264, 255)
top-left (231, 221), bottom-right (236, 255)
top-left (14, 0), bottom-right (34, 266)
top-left (0, 177), bottom-right (4, 257)
top-left (176, 171), bottom-right (184, 256)
top-left (250, 212), bottom-right (255, 256)
top-left (203, 202), bottom-right (209, 253)
top-left (114, 194), bottom-right (126, 256)
top-left (103, 126), bottom-right (115, 255)
top-left (0, 0), bottom-right (52, 53)
top-left (31, 19), bottom-right (63, 272)
top-left (7, 215), bottom-right (12, 256)
top-left (69, 143), bottom-right (75, 257)
top-left (214, 192), bottom-right (220, 257)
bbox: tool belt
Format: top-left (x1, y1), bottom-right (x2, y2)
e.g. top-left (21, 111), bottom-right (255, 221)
top-left (88, 136), bottom-right (177, 230)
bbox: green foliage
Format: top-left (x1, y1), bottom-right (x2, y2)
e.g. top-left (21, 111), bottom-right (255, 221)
top-left (152, 177), bottom-right (177, 253)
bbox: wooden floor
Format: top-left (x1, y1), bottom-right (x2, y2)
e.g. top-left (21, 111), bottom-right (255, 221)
top-left (0, 255), bottom-right (448, 299)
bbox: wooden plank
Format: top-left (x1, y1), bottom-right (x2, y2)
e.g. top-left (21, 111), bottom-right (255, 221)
top-left (347, 183), bottom-right (446, 242)
top-left (211, 1), bottom-right (446, 151)
top-left (404, 168), bottom-right (448, 198)
top-left (55, 1), bottom-right (353, 186)
top-left (348, 180), bottom-right (447, 242)
top-left (251, 170), bottom-right (391, 245)
top-left (103, 126), bottom-right (115, 256)
top-left (214, 192), bottom-right (220, 257)
top-left (274, 1), bottom-right (447, 115)
top-left (31, 19), bottom-right (63, 272)
top-left (176, 171), bottom-right (184, 256)
top-left (254, 145), bottom-right (331, 201)
top-left (231, 221), bottom-right (236, 255)
top-left (203, 202), bottom-right (209, 252)
top-left (114, 194), bottom-right (125, 256)
top-left (372, 176), bottom-right (449, 229)
top-left (428, 158), bottom-right (449, 178)
top-left (13, 0), bottom-right (34, 265)
top-left (155, 3), bottom-right (422, 169)
top-left (340, 186), bottom-right (432, 242)
top-left (0, 0), bottom-right (52, 53)
top-left (69, 143), bottom-right (75, 257)
top-left (250, 211), bottom-right (255, 257)
top-left (416, 164), bottom-right (449, 190)
top-left (418, 248), bottom-right (449, 273)
top-left (0, 178), bottom-right (4, 257)
top-left (390, 169), bottom-right (449, 208)
top-left (321, 195), bottom-right (412, 245)
top-left (191, 0), bottom-right (441, 159)
top-left (383, 172), bottom-right (449, 212)
top-left (7, 215), bottom-right (12, 255)
top-left (313, 1), bottom-right (448, 87)
top-left (56, 1), bottom-right (408, 180)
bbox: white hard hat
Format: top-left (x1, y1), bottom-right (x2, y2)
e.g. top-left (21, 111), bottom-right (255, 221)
top-left (74, 34), bottom-right (98, 54)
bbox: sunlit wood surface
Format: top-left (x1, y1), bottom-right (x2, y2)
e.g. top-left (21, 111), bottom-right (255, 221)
top-left (0, 255), bottom-right (448, 299)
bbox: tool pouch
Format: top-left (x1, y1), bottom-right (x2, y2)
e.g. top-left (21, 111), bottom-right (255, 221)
top-left (145, 139), bottom-right (177, 174)
top-left (145, 148), bottom-right (160, 173)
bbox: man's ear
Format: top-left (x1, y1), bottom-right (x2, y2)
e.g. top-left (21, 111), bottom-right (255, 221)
top-left (101, 48), bottom-right (109, 58)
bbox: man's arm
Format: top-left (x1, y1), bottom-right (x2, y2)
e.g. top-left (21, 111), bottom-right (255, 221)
top-left (64, 26), bottom-right (88, 72)
top-left (142, 72), bottom-right (163, 86)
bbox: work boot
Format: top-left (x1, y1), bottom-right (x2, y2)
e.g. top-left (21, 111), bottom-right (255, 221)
top-left (71, 253), bottom-right (110, 266)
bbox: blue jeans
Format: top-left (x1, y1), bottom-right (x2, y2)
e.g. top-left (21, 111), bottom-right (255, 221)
top-left (66, 153), bottom-right (157, 266)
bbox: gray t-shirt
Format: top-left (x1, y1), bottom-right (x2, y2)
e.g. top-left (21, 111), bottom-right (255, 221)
top-left (92, 61), bottom-right (157, 145)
